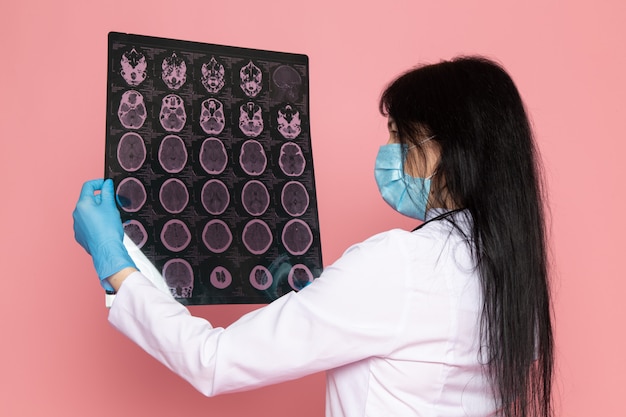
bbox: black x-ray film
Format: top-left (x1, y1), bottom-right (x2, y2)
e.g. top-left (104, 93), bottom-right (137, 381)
top-left (105, 32), bottom-right (322, 305)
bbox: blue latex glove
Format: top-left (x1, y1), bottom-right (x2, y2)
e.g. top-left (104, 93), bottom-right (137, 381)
top-left (73, 179), bottom-right (136, 291)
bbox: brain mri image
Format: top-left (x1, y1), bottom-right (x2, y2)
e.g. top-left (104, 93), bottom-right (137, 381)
top-left (120, 47), bottom-right (147, 87)
top-left (199, 98), bottom-right (225, 135)
top-left (159, 94), bottom-right (187, 132)
top-left (276, 104), bottom-right (302, 139)
top-left (239, 102), bottom-right (264, 137)
top-left (242, 180), bottom-right (270, 216)
top-left (123, 219), bottom-right (148, 248)
top-left (161, 52), bottom-right (187, 90)
top-left (282, 219), bottom-right (313, 255)
top-left (239, 139), bottom-right (267, 175)
top-left (201, 56), bottom-right (225, 94)
top-left (159, 178), bottom-right (189, 214)
top-left (272, 65), bottom-right (302, 102)
top-left (279, 142), bottom-right (306, 176)
top-left (118, 90), bottom-right (147, 129)
top-left (199, 137), bottom-right (228, 174)
top-left (249, 265), bottom-right (273, 291)
top-left (242, 219), bottom-right (273, 255)
top-left (210, 266), bottom-right (232, 289)
top-left (202, 219), bottom-right (233, 253)
top-left (160, 219), bottom-right (192, 252)
top-left (117, 132), bottom-right (146, 172)
top-left (288, 264), bottom-right (313, 291)
top-left (117, 177), bottom-right (147, 212)
top-left (201, 179), bottom-right (230, 215)
top-left (163, 258), bottom-right (194, 298)
top-left (240, 60), bottom-right (262, 98)
top-left (158, 135), bottom-right (187, 173)
top-left (107, 33), bottom-right (321, 304)
top-left (281, 181), bottom-right (309, 217)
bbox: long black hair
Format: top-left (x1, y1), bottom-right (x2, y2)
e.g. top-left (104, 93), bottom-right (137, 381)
top-left (379, 56), bottom-right (554, 417)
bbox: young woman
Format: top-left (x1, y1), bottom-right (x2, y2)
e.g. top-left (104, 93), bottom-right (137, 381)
top-left (74, 56), bottom-right (553, 417)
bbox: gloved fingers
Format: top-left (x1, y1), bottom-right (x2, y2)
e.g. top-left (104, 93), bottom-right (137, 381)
top-left (78, 179), bottom-right (106, 203)
top-left (73, 179), bottom-right (121, 254)
top-left (100, 178), bottom-right (117, 205)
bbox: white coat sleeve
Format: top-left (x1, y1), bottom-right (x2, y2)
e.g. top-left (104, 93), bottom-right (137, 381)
top-left (108, 231), bottom-right (414, 396)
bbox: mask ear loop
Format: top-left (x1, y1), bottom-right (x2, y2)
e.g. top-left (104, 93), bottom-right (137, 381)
top-left (406, 135), bottom-right (436, 151)
top-left (406, 135), bottom-right (438, 178)
top-left (425, 169), bottom-right (438, 180)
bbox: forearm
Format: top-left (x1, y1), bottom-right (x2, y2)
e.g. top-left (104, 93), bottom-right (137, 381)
top-left (108, 273), bottom-right (223, 396)
top-left (106, 267), bottom-right (138, 292)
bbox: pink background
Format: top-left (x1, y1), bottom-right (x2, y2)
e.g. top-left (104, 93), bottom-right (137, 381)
top-left (1, 1), bottom-right (624, 416)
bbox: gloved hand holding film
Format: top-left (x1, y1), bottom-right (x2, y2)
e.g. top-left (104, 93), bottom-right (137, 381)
top-left (73, 179), bottom-right (136, 292)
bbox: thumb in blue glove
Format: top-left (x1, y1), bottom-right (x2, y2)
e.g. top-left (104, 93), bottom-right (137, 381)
top-left (73, 179), bottom-right (136, 291)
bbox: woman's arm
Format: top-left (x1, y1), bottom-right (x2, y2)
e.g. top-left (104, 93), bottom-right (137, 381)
top-left (108, 232), bottom-right (413, 397)
top-left (106, 267), bottom-right (138, 292)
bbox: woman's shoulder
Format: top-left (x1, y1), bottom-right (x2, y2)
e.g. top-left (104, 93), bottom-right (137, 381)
top-left (350, 228), bottom-right (418, 252)
top-left (333, 209), bottom-right (472, 271)
top-left (341, 227), bottom-right (438, 266)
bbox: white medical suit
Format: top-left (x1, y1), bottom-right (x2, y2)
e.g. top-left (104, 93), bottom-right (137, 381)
top-left (108, 210), bottom-right (496, 416)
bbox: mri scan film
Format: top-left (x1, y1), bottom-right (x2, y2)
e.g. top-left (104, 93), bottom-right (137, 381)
top-left (105, 32), bottom-right (322, 304)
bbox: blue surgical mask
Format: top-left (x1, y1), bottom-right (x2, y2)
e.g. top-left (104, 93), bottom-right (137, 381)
top-left (374, 143), bottom-right (433, 220)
